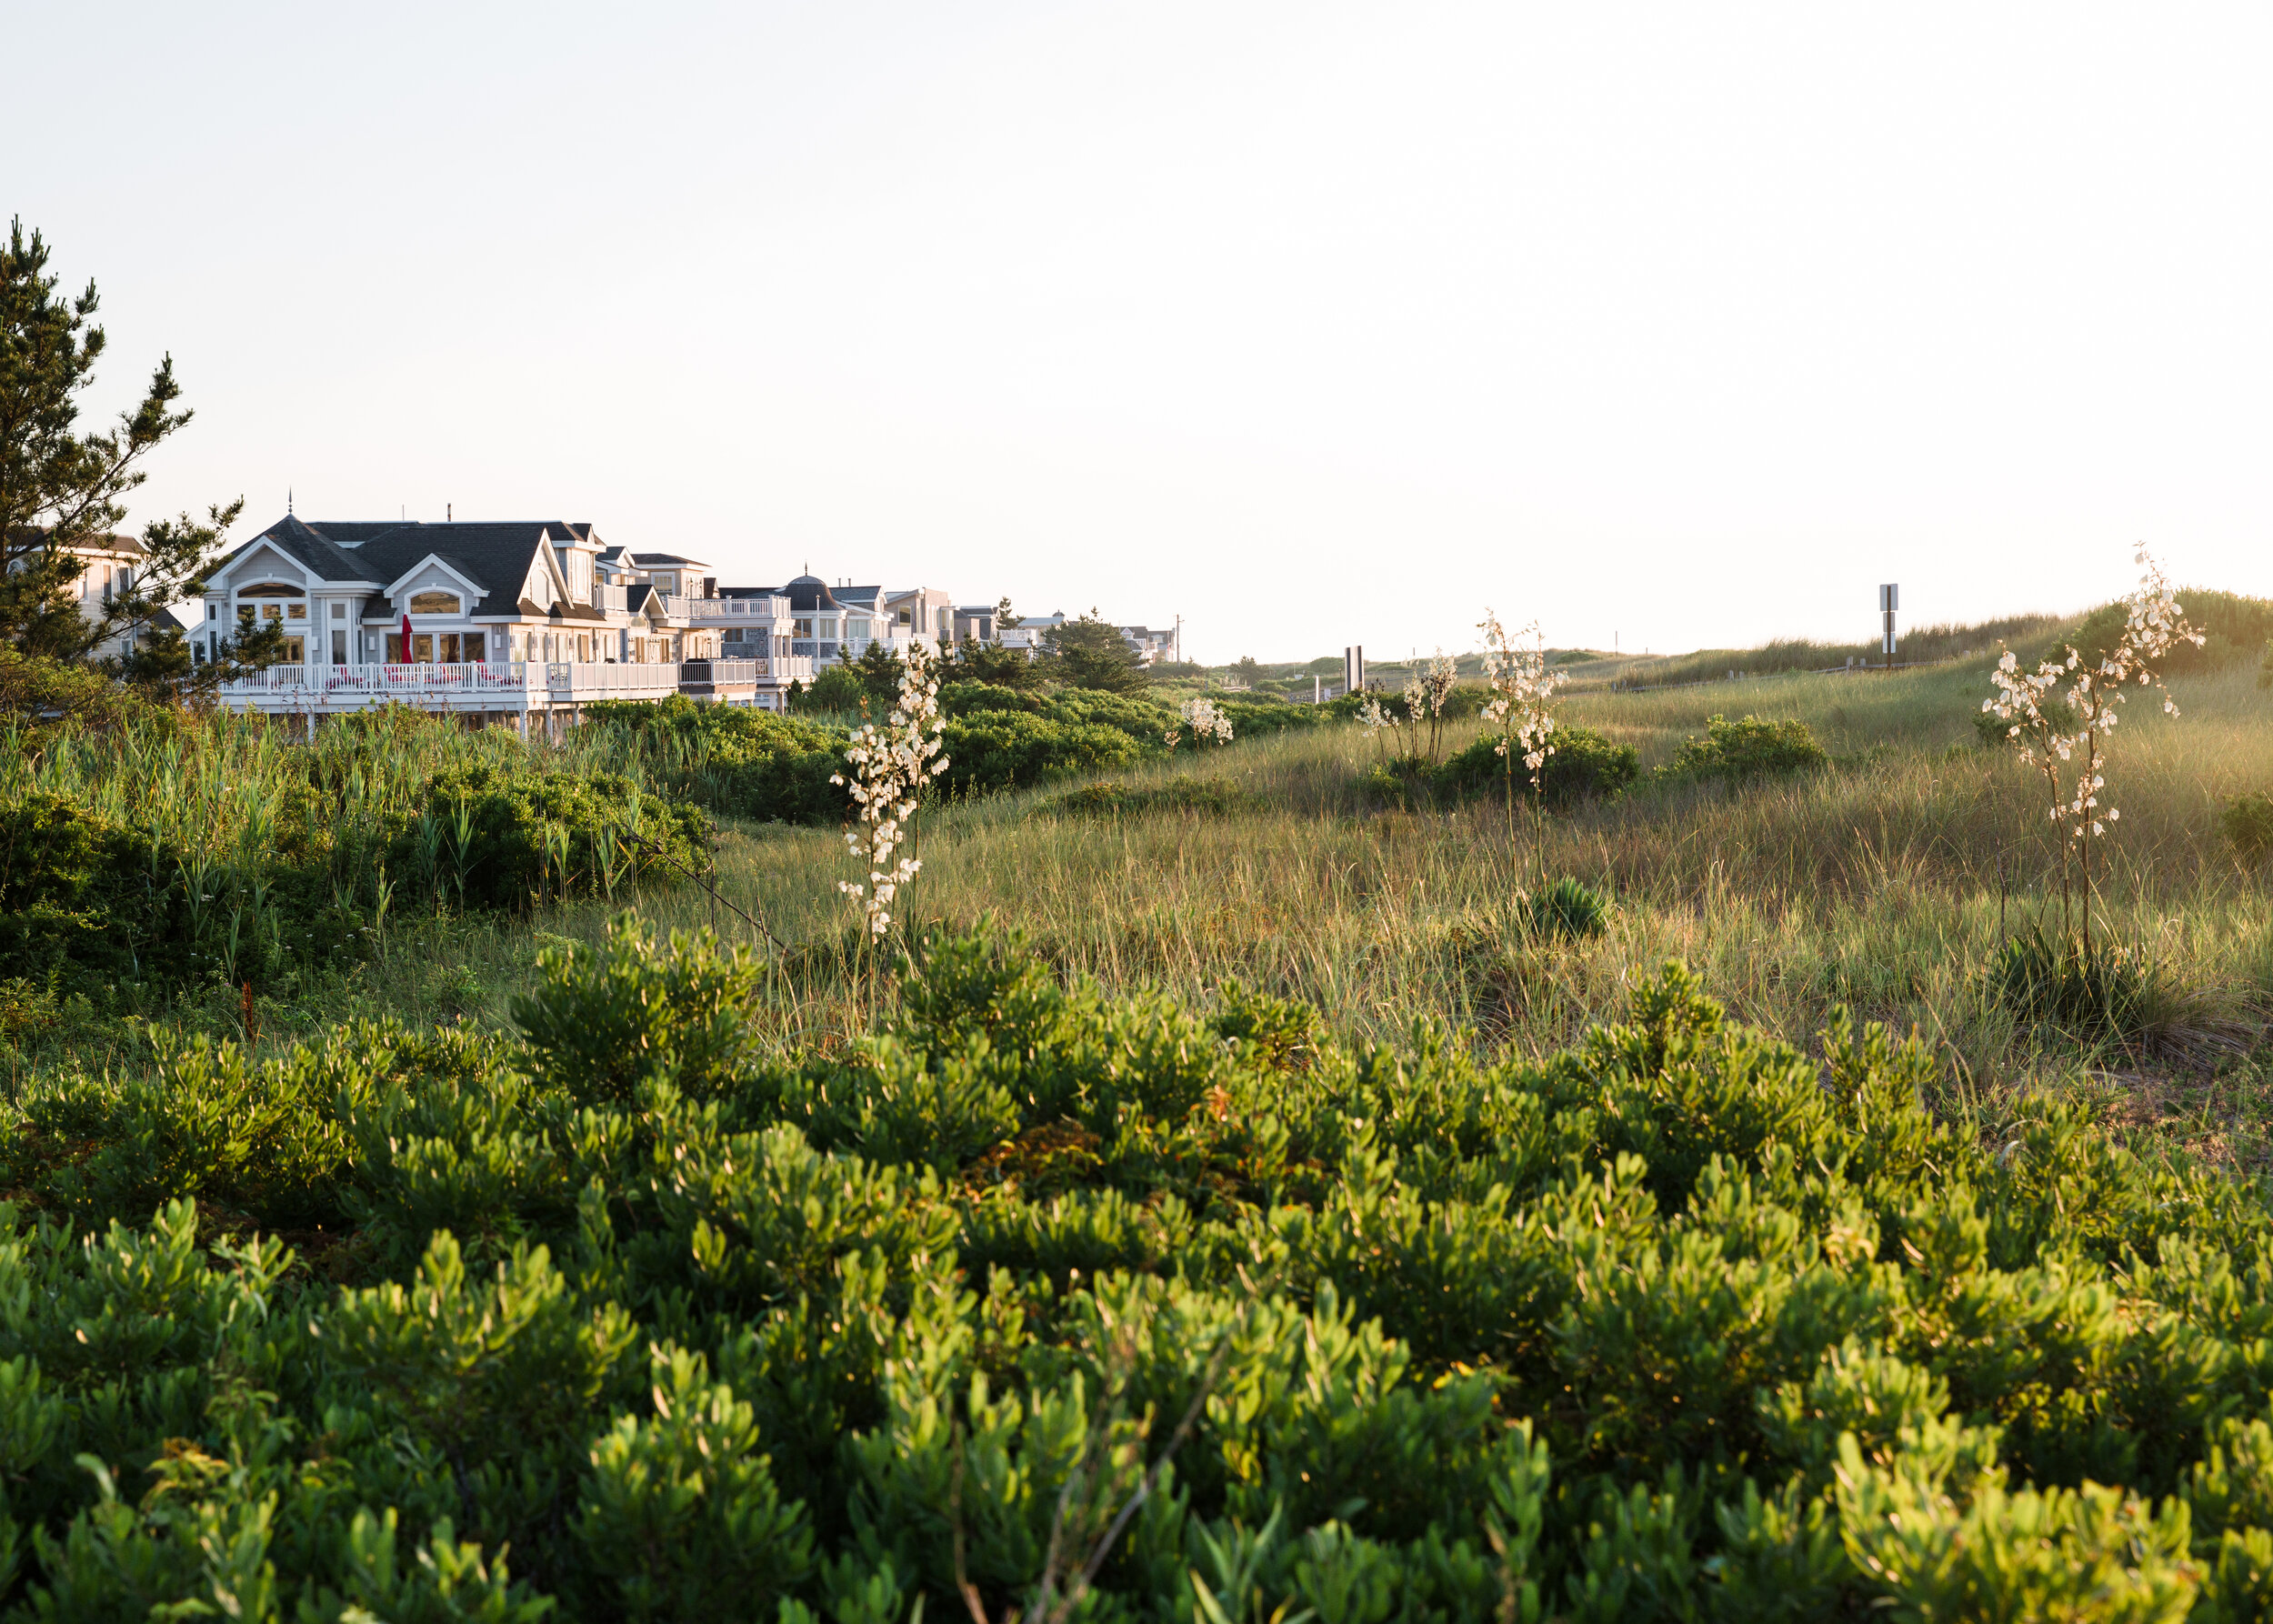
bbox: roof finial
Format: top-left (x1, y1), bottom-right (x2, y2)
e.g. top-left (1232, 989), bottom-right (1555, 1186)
top-left (287, 486), bottom-right (294, 515)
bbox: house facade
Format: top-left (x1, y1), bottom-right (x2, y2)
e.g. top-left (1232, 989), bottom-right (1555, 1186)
top-left (199, 515), bottom-right (815, 728)
top-left (4, 527), bottom-right (153, 662)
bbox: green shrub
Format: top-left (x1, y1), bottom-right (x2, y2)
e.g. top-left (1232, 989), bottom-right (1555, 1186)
top-left (938, 711), bottom-right (1147, 795)
top-left (1664, 714), bottom-right (1829, 783)
top-left (586, 697), bottom-right (849, 825)
top-left (1040, 777), bottom-right (1253, 818)
top-left (787, 664), bottom-right (867, 713)
top-left (1437, 727), bottom-right (1641, 808)
top-left (1522, 877), bottom-right (1609, 941)
top-left (12, 924), bottom-right (2273, 1618)
top-left (2225, 793), bottom-right (2273, 865)
top-left (387, 763), bottom-right (706, 910)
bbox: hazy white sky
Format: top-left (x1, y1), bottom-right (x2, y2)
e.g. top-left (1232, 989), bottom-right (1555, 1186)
top-left (16, 2), bottom-right (2272, 661)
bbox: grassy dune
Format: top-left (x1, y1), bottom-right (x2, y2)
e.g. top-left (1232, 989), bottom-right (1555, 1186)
top-left (292, 651), bottom-right (2264, 1165)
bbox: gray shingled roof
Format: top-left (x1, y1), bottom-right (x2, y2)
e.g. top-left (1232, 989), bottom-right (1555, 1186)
top-left (226, 516), bottom-right (598, 619)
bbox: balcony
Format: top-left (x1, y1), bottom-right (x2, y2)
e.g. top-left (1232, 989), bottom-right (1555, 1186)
top-left (213, 660), bottom-right (681, 711)
top-left (595, 583), bottom-right (629, 613)
top-left (665, 594), bottom-right (787, 623)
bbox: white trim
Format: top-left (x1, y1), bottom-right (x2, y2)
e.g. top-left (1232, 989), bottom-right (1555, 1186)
top-left (382, 553), bottom-right (488, 605)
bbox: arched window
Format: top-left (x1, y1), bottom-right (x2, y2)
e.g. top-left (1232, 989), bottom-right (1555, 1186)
top-left (408, 590), bottom-right (461, 615)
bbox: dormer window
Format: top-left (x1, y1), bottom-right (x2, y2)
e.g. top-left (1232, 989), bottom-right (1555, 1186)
top-left (408, 590), bottom-right (462, 615)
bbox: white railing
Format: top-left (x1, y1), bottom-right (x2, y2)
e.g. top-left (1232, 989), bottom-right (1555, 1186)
top-left (544, 662), bottom-right (682, 695)
top-left (680, 656), bottom-right (814, 684)
top-left (664, 595), bottom-right (789, 623)
top-left (220, 663), bottom-right (536, 696)
top-left (838, 634), bottom-right (936, 661)
top-left (595, 583), bottom-right (629, 613)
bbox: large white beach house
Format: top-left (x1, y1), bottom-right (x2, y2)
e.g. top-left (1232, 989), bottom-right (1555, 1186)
top-left (199, 515), bottom-right (818, 728)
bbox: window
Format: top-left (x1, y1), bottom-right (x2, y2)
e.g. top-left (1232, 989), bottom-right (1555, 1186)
top-left (331, 602), bottom-right (345, 619)
top-left (439, 634), bottom-right (462, 663)
top-left (286, 603), bottom-right (307, 620)
top-left (897, 606), bottom-right (912, 625)
top-left (261, 605), bottom-right (282, 620)
top-left (847, 617), bottom-right (870, 640)
top-left (411, 634), bottom-right (434, 663)
top-left (408, 590), bottom-right (461, 615)
top-left (331, 630), bottom-right (347, 663)
top-left (465, 633), bottom-right (486, 662)
top-left (207, 604), bottom-right (217, 621)
top-left (793, 617), bottom-right (814, 638)
top-left (284, 637), bottom-right (305, 662)
top-left (818, 617), bottom-right (837, 638)
top-left (237, 581), bottom-right (299, 597)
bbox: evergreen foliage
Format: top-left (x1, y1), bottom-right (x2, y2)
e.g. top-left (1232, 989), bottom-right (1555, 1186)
top-left (0, 221), bottom-right (244, 668)
top-left (1, 920), bottom-right (2269, 1617)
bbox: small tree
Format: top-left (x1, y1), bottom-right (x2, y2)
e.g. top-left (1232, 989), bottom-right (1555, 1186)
top-left (1, 219), bottom-right (244, 662)
top-left (951, 637), bottom-right (1047, 691)
top-left (1045, 610), bottom-right (1145, 695)
top-left (849, 638), bottom-right (906, 708)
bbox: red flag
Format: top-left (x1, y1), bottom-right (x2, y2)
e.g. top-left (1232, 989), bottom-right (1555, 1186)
top-left (398, 610), bottom-right (413, 663)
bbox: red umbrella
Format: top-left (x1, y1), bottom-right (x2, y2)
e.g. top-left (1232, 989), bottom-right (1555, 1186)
top-left (398, 610), bottom-right (413, 663)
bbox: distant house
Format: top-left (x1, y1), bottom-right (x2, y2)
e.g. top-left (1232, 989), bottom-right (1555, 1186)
top-left (952, 604), bottom-right (1006, 645)
top-left (1118, 625), bottom-right (1176, 665)
top-left (998, 611), bottom-right (1066, 654)
top-left (196, 514), bottom-right (817, 728)
top-left (832, 583), bottom-right (953, 661)
top-left (4, 526), bottom-right (151, 662)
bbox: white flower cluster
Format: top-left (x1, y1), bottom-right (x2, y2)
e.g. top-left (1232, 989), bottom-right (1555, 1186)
top-left (1981, 545), bottom-right (2204, 845)
top-left (1406, 651), bottom-right (1458, 731)
top-left (1166, 695), bottom-right (1234, 749)
top-left (1479, 610), bottom-right (1565, 793)
top-left (829, 643), bottom-right (950, 937)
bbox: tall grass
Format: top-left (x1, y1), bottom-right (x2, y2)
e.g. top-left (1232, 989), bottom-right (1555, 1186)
top-left (17, 654), bottom-right (2269, 1158)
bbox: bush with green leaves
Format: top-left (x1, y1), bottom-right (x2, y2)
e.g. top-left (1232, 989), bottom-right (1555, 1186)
top-left (1662, 713), bottom-right (1829, 784)
top-left (9, 918), bottom-right (2273, 1617)
top-left (1435, 725), bottom-right (1642, 808)
top-left (2223, 792), bottom-right (2273, 866)
top-left (386, 763), bottom-right (706, 912)
top-left (584, 697), bottom-right (850, 825)
top-left (1362, 725), bottom-right (1639, 813)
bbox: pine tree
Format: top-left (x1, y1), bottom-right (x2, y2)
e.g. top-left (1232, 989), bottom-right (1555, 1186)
top-left (0, 217), bottom-right (243, 665)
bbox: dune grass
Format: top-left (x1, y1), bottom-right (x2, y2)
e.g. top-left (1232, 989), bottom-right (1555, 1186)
top-left (278, 650), bottom-right (2257, 1162)
top-left (16, 648), bottom-right (2269, 1163)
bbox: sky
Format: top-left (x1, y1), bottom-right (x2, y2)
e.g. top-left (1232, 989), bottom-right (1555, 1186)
top-left (14, 1), bottom-right (2273, 663)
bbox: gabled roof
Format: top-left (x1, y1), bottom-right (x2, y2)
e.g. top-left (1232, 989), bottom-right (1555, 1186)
top-left (630, 552), bottom-right (706, 567)
top-left (218, 516), bottom-right (597, 619)
top-left (222, 516), bottom-right (370, 582)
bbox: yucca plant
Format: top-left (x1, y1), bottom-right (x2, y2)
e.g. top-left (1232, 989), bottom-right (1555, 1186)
top-left (1521, 877), bottom-right (1608, 943)
top-left (1982, 546), bottom-right (2203, 970)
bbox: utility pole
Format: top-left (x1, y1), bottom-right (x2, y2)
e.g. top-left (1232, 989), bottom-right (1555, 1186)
top-left (1879, 584), bottom-right (1899, 671)
top-left (1174, 613), bottom-right (1181, 665)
